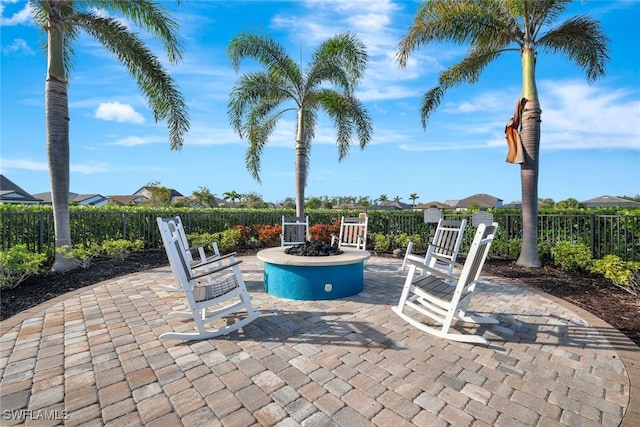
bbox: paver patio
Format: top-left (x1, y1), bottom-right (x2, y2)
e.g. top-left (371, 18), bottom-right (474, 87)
top-left (1, 255), bottom-right (638, 426)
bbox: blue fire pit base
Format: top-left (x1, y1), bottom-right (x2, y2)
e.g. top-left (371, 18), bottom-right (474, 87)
top-left (257, 247), bottom-right (371, 301)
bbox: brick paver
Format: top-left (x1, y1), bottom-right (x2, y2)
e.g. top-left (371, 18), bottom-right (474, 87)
top-left (0, 255), bottom-right (637, 426)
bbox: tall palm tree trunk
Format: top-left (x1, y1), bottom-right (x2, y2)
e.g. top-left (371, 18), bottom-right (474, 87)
top-left (295, 109), bottom-right (307, 217)
top-left (517, 48), bottom-right (542, 267)
top-left (47, 13), bottom-right (76, 272)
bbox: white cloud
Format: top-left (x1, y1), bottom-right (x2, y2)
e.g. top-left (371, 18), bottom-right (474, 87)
top-left (71, 162), bottom-right (110, 174)
top-left (0, 158), bottom-right (48, 171)
top-left (399, 140), bottom-right (493, 152)
top-left (0, 157), bottom-right (110, 175)
top-left (538, 80), bottom-right (640, 151)
top-left (0, 1), bottom-right (33, 26)
top-left (2, 38), bottom-right (33, 55)
top-left (108, 136), bottom-right (159, 146)
top-left (94, 102), bottom-right (145, 124)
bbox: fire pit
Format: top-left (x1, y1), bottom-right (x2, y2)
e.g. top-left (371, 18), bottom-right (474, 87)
top-left (284, 241), bottom-right (343, 256)
top-left (257, 245), bottom-right (370, 300)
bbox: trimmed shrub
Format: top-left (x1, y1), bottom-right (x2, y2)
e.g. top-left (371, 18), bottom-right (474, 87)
top-left (309, 220), bottom-right (341, 243)
top-left (57, 242), bottom-right (102, 269)
top-left (0, 244), bottom-right (47, 288)
top-left (551, 241), bottom-right (592, 272)
top-left (255, 224), bottom-right (281, 247)
top-left (591, 255), bottom-right (640, 295)
top-left (101, 239), bottom-right (144, 263)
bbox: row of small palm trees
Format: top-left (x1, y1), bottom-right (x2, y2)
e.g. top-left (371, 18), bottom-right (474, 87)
top-left (33, 0), bottom-right (608, 271)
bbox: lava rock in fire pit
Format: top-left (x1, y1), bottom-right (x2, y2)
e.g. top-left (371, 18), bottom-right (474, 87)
top-left (284, 241), bottom-right (344, 256)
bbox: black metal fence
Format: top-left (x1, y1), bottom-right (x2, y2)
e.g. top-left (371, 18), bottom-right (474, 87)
top-left (1, 208), bottom-right (638, 261)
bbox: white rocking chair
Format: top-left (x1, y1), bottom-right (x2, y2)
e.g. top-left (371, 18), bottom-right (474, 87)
top-left (393, 222), bottom-right (499, 345)
top-left (157, 218), bottom-right (260, 341)
top-left (281, 216), bottom-right (310, 246)
top-left (401, 218), bottom-right (467, 280)
top-left (331, 215), bottom-right (368, 250)
top-left (158, 216), bottom-right (222, 291)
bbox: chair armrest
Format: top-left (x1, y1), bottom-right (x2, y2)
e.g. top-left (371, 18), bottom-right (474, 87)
top-left (187, 243), bottom-right (206, 252)
top-left (429, 253), bottom-right (463, 269)
top-left (420, 265), bottom-right (458, 283)
top-left (190, 252), bottom-right (237, 269)
top-left (190, 258), bottom-right (243, 280)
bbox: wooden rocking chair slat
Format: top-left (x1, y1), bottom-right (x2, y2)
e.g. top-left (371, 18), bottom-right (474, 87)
top-left (401, 218), bottom-right (467, 280)
top-left (331, 215), bottom-right (368, 251)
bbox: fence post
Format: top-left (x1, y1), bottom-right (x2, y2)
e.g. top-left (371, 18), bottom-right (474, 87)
top-left (122, 212), bottom-right (127, 240)
top-left (39, 210), bottom-right (44, 253)
top-left (590, 213), bottom-right (596, 258)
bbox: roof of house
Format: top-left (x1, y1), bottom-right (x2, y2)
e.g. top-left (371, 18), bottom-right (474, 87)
top-left (108, 195), bottom-right (149, 205)
top-left (332, 203), bottom-right (369, 210)
top-left (414, 201), bottom-right (455, 210)
top-left (581, 195), bottom-right (640, 207)
top-left (369, 201), bottom-right (412, 210)
top-left (33, 192), bottom-right (109, 206)
top-left (134, 186), bottom-right (184, 198)
top-left (455, 193), bottom-right (503, 209)
top-left (0, 175), bottom-right (42, 204)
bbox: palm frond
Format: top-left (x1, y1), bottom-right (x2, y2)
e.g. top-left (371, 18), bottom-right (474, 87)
top-left (311, 32), bottom-right (368, 90)
top-left (245, 112), bottom-right (285, 183)
top-left (316, 90), bottom-right (372, 160)
top-left (228, 31), bottom-right (302, 91)
top-left (420, 47), bottom-right (501, 129)
top-left (74, 13), bottom-right (189, 149)
top-left (77, 0), bottom-right (183, 63)
top-left (521, 0), bottom-right (571, 39)
top-left (538, 16), bottom-right (609, 82)
top-left (398, 0), bottom-right (513, 67)
top-left (228, 72), bottom-right (294, 138)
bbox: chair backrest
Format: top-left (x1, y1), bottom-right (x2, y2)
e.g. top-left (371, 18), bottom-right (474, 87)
top-left (426, 218), bottom-right (467, 270)
top-left (158, 218), bottom-right (237, 296)
top-left (336, 215), bottom-right (368, 250)
top-left (159, 216), bottom-right (192, 259)
top-left (281, 216), bottom-right (310, 246)
top-left (157, 217), bottom-right (195, 288)
top-left (456, 222), bottom-right (498, 291)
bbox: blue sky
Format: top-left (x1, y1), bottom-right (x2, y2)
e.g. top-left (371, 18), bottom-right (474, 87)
top-left (1, 0), bottom-right (639, 205)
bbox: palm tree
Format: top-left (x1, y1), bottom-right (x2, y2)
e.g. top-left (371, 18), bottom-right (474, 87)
top-left (397, 0), bottom-right (608, 267)
top-left (33, 1), bottom-right (189, 272)
top-left (192, 186), bottom-right (218, 208)
top-left (228, 31), bottom-right (373, 218)
top-left (223, 190), bottom-right (242, 207)
top-left (409, 193), bottom-right (419, 207)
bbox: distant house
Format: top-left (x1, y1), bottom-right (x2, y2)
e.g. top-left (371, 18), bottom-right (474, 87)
top-left (134, 186), bottom-right (185, 203)
top-left (413, 201), bottom-right (455, 210)
top-left (108, 195), bottom-right (149, 205)
top-left (0, 175), bottom-right (42, 204)
top-left (454, 193), bottom-right (503, 210)
top-left (34, 192), bottom-right (109, 207)
top-left (581, 195), bottom-right (640, 208)
top-left (332, 203), bottom-right (369, 210)
top-left (369, 200), bottom-right (412, 210)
